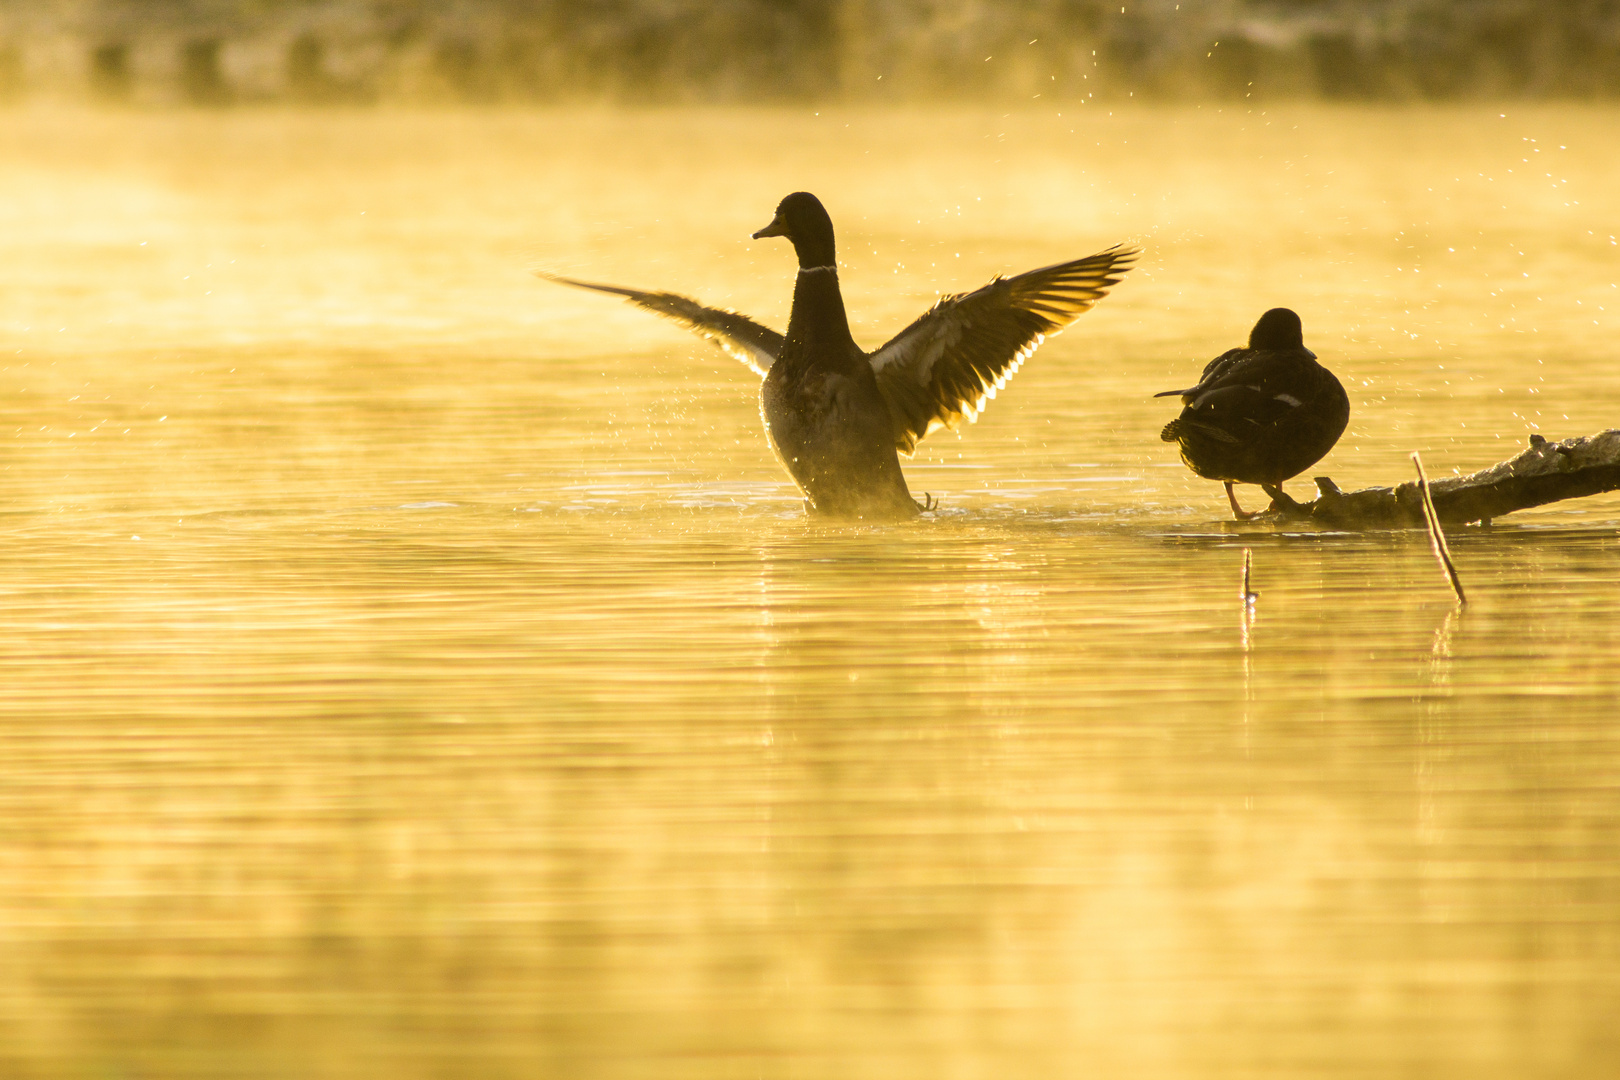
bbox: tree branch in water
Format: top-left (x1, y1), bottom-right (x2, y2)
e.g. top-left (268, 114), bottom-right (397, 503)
top-left (1260, 429), bottom-right (1620, 529)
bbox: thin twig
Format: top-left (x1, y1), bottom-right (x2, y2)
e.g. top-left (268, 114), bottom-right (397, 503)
top-left (1411, 451), bottom-right (1467, 607)
top-left (1239, 547), bottom-right (1257, 652)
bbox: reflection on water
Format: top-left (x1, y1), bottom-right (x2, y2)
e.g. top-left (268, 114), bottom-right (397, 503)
top-left (1, 106), bottom-right (1618, 1077)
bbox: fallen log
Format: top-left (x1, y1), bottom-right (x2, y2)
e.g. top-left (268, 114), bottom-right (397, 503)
top-left (1263, 429), bottom-right (1620, 529)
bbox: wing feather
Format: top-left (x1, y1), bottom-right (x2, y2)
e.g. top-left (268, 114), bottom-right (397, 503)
top-left (536, 271), bottom-right (782, 377)
top-left (867, 245), bottom-right (1136, 455)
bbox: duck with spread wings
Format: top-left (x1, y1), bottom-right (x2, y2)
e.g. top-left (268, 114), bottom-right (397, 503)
top-left (540, 191), bottom-right (1136, 520)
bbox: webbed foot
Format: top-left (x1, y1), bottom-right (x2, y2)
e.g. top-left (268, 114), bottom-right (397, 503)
top-left (1261, 483), bottom-right (1305, 515)
top-left (1225, 482), bottom-right (1262, 521)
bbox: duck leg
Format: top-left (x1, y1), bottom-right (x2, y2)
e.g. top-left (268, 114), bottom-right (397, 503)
top-left (1225, 481), bottom-right (1262, 521)
top-left (1261, 483), bottom-right (1305, 515)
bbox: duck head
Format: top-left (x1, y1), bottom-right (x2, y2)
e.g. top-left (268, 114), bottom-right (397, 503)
top-left (1248, 307), bottom-right (1314, 357)
top-left (753, 192), bottom-right (837, 269)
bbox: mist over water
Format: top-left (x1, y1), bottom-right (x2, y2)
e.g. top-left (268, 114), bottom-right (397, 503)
top-left (1, 103), bottom-right (1618, 1077)
top-left (6, 2), bottom-right (1620, 106)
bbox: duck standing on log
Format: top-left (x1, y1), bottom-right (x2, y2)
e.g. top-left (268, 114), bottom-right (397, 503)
top-left (1157, 307), bottom-right (1350, 519)
top-left (541, 191), bottom-right (1135, 521)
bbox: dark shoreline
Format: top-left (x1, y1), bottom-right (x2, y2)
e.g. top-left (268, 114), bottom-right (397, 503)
top-left (2, 1), bottom-right (1619, 107)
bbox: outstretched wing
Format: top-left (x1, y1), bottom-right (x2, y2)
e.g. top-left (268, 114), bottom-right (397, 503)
top-left (866, 245), bottom-right (1136, 455)
top-left (536, 271), bottom-right (782, 377)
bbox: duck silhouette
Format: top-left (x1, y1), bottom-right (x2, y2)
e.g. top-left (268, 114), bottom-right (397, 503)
top-left (541, 191), bottom-right (1135, 520)
top-left (1157, 307), bottom-right (1350, 519)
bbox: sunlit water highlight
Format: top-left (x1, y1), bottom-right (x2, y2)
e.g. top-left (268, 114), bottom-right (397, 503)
top-left (1, 106), bottom-right (1617, 1078)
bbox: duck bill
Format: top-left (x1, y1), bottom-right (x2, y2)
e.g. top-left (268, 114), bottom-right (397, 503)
top-left (751, 213), bottom-right (786, 239)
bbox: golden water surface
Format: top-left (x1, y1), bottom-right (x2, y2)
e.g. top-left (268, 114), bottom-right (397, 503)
top-left (1, 105), bottom-right (1617, 1078)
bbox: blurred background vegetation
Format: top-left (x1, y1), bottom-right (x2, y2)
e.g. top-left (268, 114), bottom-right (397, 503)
top-left (0, 0), bottom-right (1617, 106)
